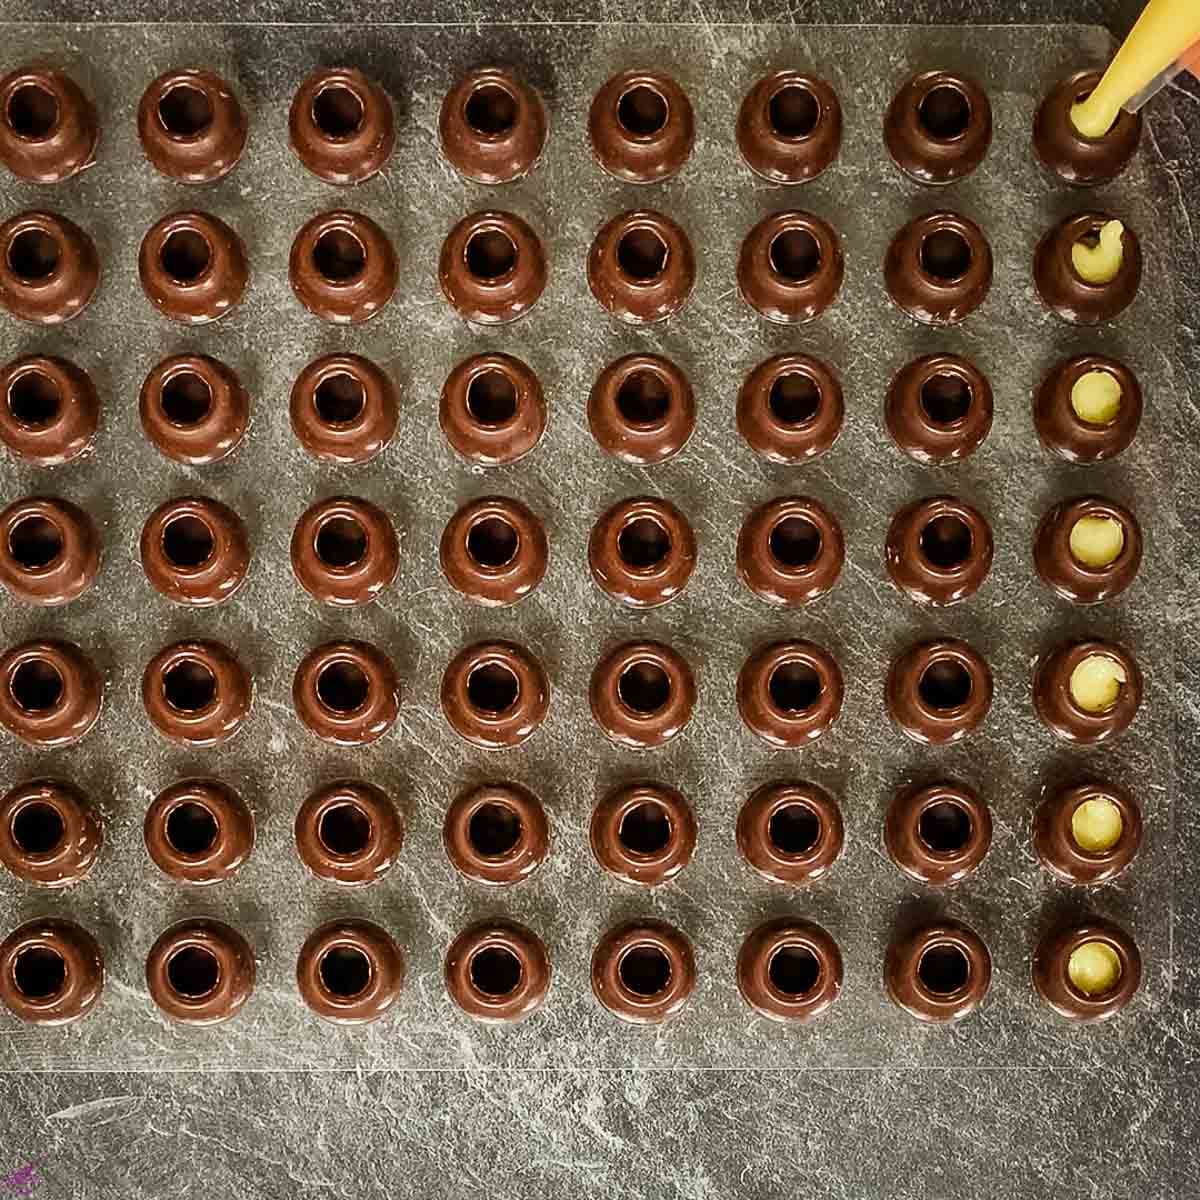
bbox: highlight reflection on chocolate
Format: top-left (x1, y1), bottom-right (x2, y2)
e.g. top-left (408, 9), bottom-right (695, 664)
top-left (1032, 918), bottom-right (1141, 1022)
top-left (884, 71), bottom-right (991, 184)
top-left (294, 779), bottom-right (403, 886)
top-left (445, 919), bottom-right (550, 1022)
top-left (0, 496), bottom-right (100, 606)
top-left (588, 354), bottom-right (695, 465)
top-left (0, 639), bottom-right (102, 747)
top-left (143, 778), bottom-right (254, 884)
top-left (886, 638), bottom-right (992, 745)
top-left (293, 640), bottom-right (400, 747)
top-left (289, 67), bottom-right (394, 185)
top-left (441, 640), bottom-right (549, 750)
top-left (737, 354), bottom-right (843, 464)
top-left (737, 640), bottom-right (843, 748)
top-left (441, 495), bottom-right (548, 607)
top-left (439, 68), bottom-right (547, 185)
top-left (290, 210), bottom-right (397, 324)
top-left (885, 920), bottom-right (991, 1023)
top-left (736, 918), bottom-right (843, 1023)
top-left (140, 496), bottom-right (249, 607)
top-left (1033, 211), bottom-right (1142, 324)
top-left (589, 496), bottom-right (696, 609)
top-left (1033, 355), bottom-right (1142, 464)
top-left (737, 495), bottom-right (844, 607)
top-left (736, 781), bottom-right (843, 885)
top-left (591, 919), bottom-right (695, 1024)
top-left (142, 639), bottom-right (252, 748)
top-left (0, 355), bottom-right (99, 467)
top-left (0, 778), bottom-right (102, 887)
top-left (885, 353), bottom-right (993, 465)
top-left (441, 353), bottom-right (546, 467)
top-left (1034, 496), bottom-right (1141, 604)
top-left (138, 210), bottom-right (247, 324)
top-left (738, 210), bottom-right (843, 324)
top-left (140, 353), bottom-right (249, 466)
top-left (1034, 71), bottom-right (1141, 186)
top-left (589, 640), bottom-right (696, 750)
top-left (297, 919), bottom-right (405, 1024)
top-left (588, 70), bottom-right (694, 184)
top-left (1033, 780), bottom-right (1142, 886)
top-left (444, 781), bottom-right (549, 886)
top-left (884, 781), bottom-right (991, 886)
top-left (291, 495), bottom-right (399, 608)
top-left (291, 353), bottom-right (397, 466)
top-left (0, 917), bottom-right (103, 1024)
top-left (736, 72), bottom-right (842, 184)
top-left (884, 211), bottom-right (992, 325)
top-left (137, 69), bottom-right (247, 184)
top-left (1032, 638), bottom-right (1142, 746)
top-left (0, 68), bottom-right (97, 182)
top-left (885, 495), bottom-right (993, 607)
top-left (0, 211), bottom-right (99, 324)
top-left (145, 918), bottom-right (254, 1025)
top-left (589, 781), bottom-right (696, 887)
top-left (587, 209), bottom-right (695, 324)
top-left (439, 211), bottom-right (547, 325)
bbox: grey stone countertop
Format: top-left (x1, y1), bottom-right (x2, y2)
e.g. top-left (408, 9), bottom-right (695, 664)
top-left (0, 1), bottom-right (1196, 1197)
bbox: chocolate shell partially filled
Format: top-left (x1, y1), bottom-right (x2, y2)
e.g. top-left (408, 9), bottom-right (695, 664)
top-left (589, 781), bottom-right (696, 887)
top-left (1032, 918), bottom-right (1141, 1022)
top-left (884, 781), bottom-right (991, 887)
top-left (885, 920), bottom-right (991, 1023)
top-left (0, 68), bottom-right (98, 183)
top-left (0, 211), bottom-right (99, 324)
top-left (296, 919), bottom-right (405, 1024)
top-left (140, 353), bottom-right (249, 466)
top-left (884, 211), bottom-right (992, 325)
top-left (444, 781), bottom-right (549, 886)
top-left (441, 640), bottom-right (549, 750)
top-left (588, 210), bottom-right (695, 324)
top-left (440, 211), bottom-right (546, 325)
top-left (736, 918), bottom-right (843, 1023)
top-left (1033, 780), bottom-right (1142, 886)
top-left (736, 640), bottom-right (844, 748)
top-left (441, 352), bottom-right (546, 467)
top-left (1034, 355), bottom-right (1141, 464)
top-left (143, 778), bottom-right (254, 884)
top-left (140, 496), bottom-right (249, 607)
top-left (591, 919), bottom-right (695, 1024)
top-left (738, 210), bottom-right (843, 323)
top-left (289, 67), bottom-right (394, 185)
top-left (886, 638), bottom-right (992, 745)
top-left (885, 353), bottom-right (993, 465)
top-left (885, 71), bottom-right (991, 184)
top-left (588, 353), bottom-right (695, 465)
top-left (0, 917), bottom-right (103, 1024)
top-left (589, 496), bottom-right (696, 609)
top-left (1034, 212), bottom-right (1141, 324)
top-left (441, 495), bottom-right (548, 607)
top-left (1032, 638), bottom-right (1142, 746)
top-left (290, 210), bottom-right (397, 324)
top-left (444, 919), bottom-right (550, 1022)
top-left (737, 353), bottom-right (843, 464)
top-left (145, 918), bottom-right (254, 1025)
top-left (0, 496), bottom-right (100, 606)
top-left (139, 210), bottom-right (247, 324)
top-left (1034, 496), bottom-right (1142, 604)
top-left (735, 781), bottom-right (843, 885)
top-left (137, 69), bottom-right (247, 184)
top-left (589, 640), bottom-right (696, 751)
top-left (291, 495), bottom-right (399, 608)
top-left (291, 353), bottom-right (397, 466)
top-left (142, 639), bottom-right (251, 747)
top-left (736, 72), bottom-right (842, 184)
top-left (588, 70), bottom-right (694, 184)
top-left (1034, 70), bottom-right (1141, 186)
top-left (0, 778), bottom-right (102, 887)
top-left (293, 640), bottom-right (400, 747)
top-left (439, 68), bottom-right (547, 185)
top-left (0, 639), bottom-right (102, 748)
top-left (885, 495), bottom-right (993, 607)
top-left (737, 495), bottom-right (844, 606)
top-left (0, 354), bottom-right (99, 467)
top-left (294, 779), bottom-right (403, 886)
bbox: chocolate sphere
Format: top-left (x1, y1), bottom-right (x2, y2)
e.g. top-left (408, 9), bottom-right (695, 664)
top-left (589, 640), bottom-right (695, 751)
top-left (737, 353), bottom-right (843, 464)
top-left (291, 495), bottom-right (399, 608)
top-left (738, 210), bottom-right (843, 324)
top-left (0, 355), bottom-right (98, 467)
top-left (588, 209), bottom-right (695, 324)
top-left (588, 70), bottom-right (694, 184)
top-left (293, 641), bottom-right (400, 748)
top-left (591, 919), bottom-right (695, 1024)
top-left (1034, 71), bottom-right (1141, 186)
top-left (444, 920), bottom-right (550, 1022)
top-left (289, 67), bottom-right (394, 184)
top-left (440, 495), bottom-right (547, 607)
top-left (884, 781), bottom-right (991, 886)
top-left (589, 781), bottom-right (695, 887)
top-left (588, 353), bottom-right (695, 465)
top-left (145, 918), bottom-right (254, 1025)
top-left (0, 68), bottom-right (97, 182)
top-left (291, 353), bottom-right (397, 465)
top-left (737, 495), bottom-right (844, 606)
top-left (1034, 495), bottom-right (1141, 604)
top-left (444, 781), bottom-right (549, 886)
top-left (0, 496), bottom-right (99, 606)
top-left (736, 918), bottom-right (843, 1022)
top-left (1033, 355), bottom-right (1141, 464)
top-left (736, 781), bottom-right (843, 885)
top-left (0, 918), bottom-right (103, 1024)
top-left (137, 69), bottom-right (247, 183)
top-left (439, 210), bottom-right (546, 325)
top-left (290, 210), bottom-right (396, 325)
top-left (297, 919), bottom-right (405, 1024)
top-left (440, 352), bottom-right (545, 467)
top-left (589, 496), bottom-right (695, 609)
top-left (294, 779), bottom-right (403, 887)
top-left (138, 211), bottom-right (247, 324)
top-left (0, 639), bottom-right (101, 748)
top-left (439, 68), bottom-right (547, 184)
top-left (142, 639), bottom-right (251, 748)
top-left (1032, 918), bottom-right (1141, 1022)
top-left (884, 71), bottom-right (991, 184)
top-left (885, 211), bottom-right (992, 325)
top-left (140, 496), bottom-right (249, 607)
top-left (885, 920), bottom-right (991, 1022)
top-left (441, 641), bottom-right (549, 750)
top-left (737, 640), bottom-right (843, 748)
top-left (886, 638), bottom-right (992, 745)
top-left (1032, 638), bottom-right (1142, 746)
top-left (0, 779), bottom-right (102, 887)
top-left (1034, 212), bottom-right (1141, 325)
top-left (736, 72), bottom-right (841, 184)
top-left (140, 353), bottom-right (249, 466)
top-left (0, 211), bottom-right (99, 324)
top-left (885, 495), bottom-right (993, 607)
top-left (885, 353), bottom-right (993, 465)
top-left (143, 778), bottom-right (253, 885)
top-left (1033, 780), bottom-right (1142, 886)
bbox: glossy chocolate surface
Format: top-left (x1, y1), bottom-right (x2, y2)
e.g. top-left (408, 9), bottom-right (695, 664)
top-left (296, 918), bottom-right (405, 1024)
top-left (1032, 919), bottom-right (1141, 1022)
top-left (885, 920), bottom-right (991, 1022)
top-left (884, 210), bottom-right (992, 326)
top-left (441, 495), bottom-right (547, 607)
top-left (588, 353), bottom-right (695, 464)
top-left (885, 70), bottom-right (991, 184)
top-left (439, 210), bottom-right (546, 325)
top-left (0, 354), bottom-right (98, 467)
top-left (440, 352), bottom-right (545, 466)
top-left (1032, 638), bottom-right (1143, 745)
top-left (0, 68), bottom-right (97, 183)
top-left (1034, 495), bottom-right (1142, 604)
top-left (589, 640), bottom-right (695, 750)
top-left (736, 781), bottom-right (843, 885)
top-left (885, 495), bottom-right (993, 607)
top-left (884, 781), bottom-right (992, 886)
top-left (292, 640), bottom-right (399, 747)
top-left (589, 781), bottom-right (695, 887)
top-left (288, 67), bottom-right (394, 184)
top-left (441, 640), bottom-right (548, 750)
top-left (1034, 70), bottom-right (1141, 186)
top-left (886, 638), bottom-right (992, 745)
top-left (140, 353), bottom-right (249, 465)
top-left (0, 211), bottom-right (99, 324)
top-left (439, 68), bottom-right (547, 184)
top-left (444, 919), bottom-right (550, 1022)
top-left (588, 70), bottom-right (694, 184)
top-left (0, 778), bottom-right (102, 887)
top-left (292, 495), bottom-right (399, 608)
top-left (1034, 355), bottom-right (1142, 464)
top-left (885, 353), bottom-right (993, 464)
top-left (591, 919), bottom-right (695, 1024)
top-left (145, 918), bottom-right (254, 1025)
top-left (290, 210), bottom-right (396, 324)
top-left (0, 917), bottom-right (103, 1024)
top-left (589, 496), bottom-right (695, 609)
top-left (738, 210), bottom-right (844, 323)
top-left (444, 781), bottom-right (549, 886)
top-left (138, 210), bottom-right (246, 324)
top-left (0, 496), bottom-right (99, 605)
top-left (737, 495), bottom-right (844, 606)
top-left (736, 918), bottom-right (843, 1023)
top-left (294, 779), bottom-right (403, 886)
top-left (587, 209), bottom-right (694, 324)
top-left (141, 496), bottom-right (249, 607)
top-left (736, 72), bottom-right (841, 184)
top-left (1034, 780), bottom-right (1142, 886)
top-left (0, 639), bottom-right (101, 747)
top-left (1034, 211), bottom-right (1142, 325)
top-left (142, 639), bottom-right (251, 748)
top-left (291, 352), bottom-right (397, 465)
top-left (736, 640), bottom-right (843, 748)
top-left (144, 778), bottom-right (254, 884)
top-left (737, 353), bottom-right (843, 463)
top-left (137, 69), bottom-right (247, 184)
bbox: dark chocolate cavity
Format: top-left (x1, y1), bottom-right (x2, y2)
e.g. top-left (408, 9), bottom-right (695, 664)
top-left (445, 920), bottom-right (550, 1022)
top-left (737, 640), bottom-right (844, 748)
top-left (589, 496), bottom-right (696, 609)
top-left (886, 353), bottom-right (993, 464)
top-left (142, 639), bottom-right (251, 748)
top-left (290, 210), bottom-right (397, 324)
top-left (738, 210), bottom-right (843, 323)
top-left (289, 68), bottom-right (394, 184)
top-left (884, 211), bottom-right (992, 325)
top-left (737, 918), bottom-right (843, 1022)
top-left (589, 641), bottom-right (696, 750)
top-left (885, 920), bottom-right (991, 1022)
top-left (441, 640), bottom-right (549, 750)
top-left (886, 638), bottom-right (992, 745)
top-left (885, 71), bottom-right (991, 183)
top-left (0, 69), bottom-right (98, 183)
top-left (0, 496), bottom-right (99, 606)
top-left (141, 496), bottom-right (249, 607)
top-left (444, 781), bottom-right (549, 886)
top-left (441, 495), bottom-right (547, 607)
top-left (588, 210), bottom-right (695, 324)
top-left (138, 69), bottom-right (247, 183)
top-left (440, 68), bottom-right (547, 184)
top-left (0, 211), bottom-right (99, 324)
top-left (885, 781), bottom-right (991, 886)
top-left (737, 495), bottom-right (844, 606)
top-left (737, 72), bottom-right (842, 183)
top-left (144, 778), bottom-right (254, 884)
top-left (591, 919), bottom-right (695, 1024)
top-left (885, 495), bottom-right (993, 607)
top-left (0, 778), bottom-right (102, 887)
top-left (736, 781), bottom-right (843, 885)
top-left (589, 70), bottom-right (694, 183)
top-left (590, 781), bottom-right (696, 887)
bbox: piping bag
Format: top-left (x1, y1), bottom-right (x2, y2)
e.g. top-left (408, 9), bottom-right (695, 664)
top-left (1071, 0), bottom-right (1200, 137)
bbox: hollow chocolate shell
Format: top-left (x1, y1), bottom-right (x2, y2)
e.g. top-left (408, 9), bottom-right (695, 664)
top-left (885, 781), bottom-right (992, 887)
top-left (588, 70), bottom-right (694, 184)
top-left (0, 355), bottom-right (98, 467)
top-left (439, 68), bottom-right (547, 185)
top-left (1034, 780), bottom-right (1142, 886)
top-left (297, 918), bottom-right (405, 1024)
top-left (886, 920), bottom-right (991, 1023)
top-left (293, 641), bottom-right (400, 748)
top-left (142, 639), bottom-right (251, 748)
top-left (290, 210), bottom-right (397, 324)
top-left (590, 781), bottom-right (696, 888)
top-left (885, 211), bottom-right (992, 325)
top-left (0, 69), bottom-right (98, 183)
top-left (736, 72), bottom-right (841, 184)
top-left (138, 210), bottom-right (246, 324)
top-left (0, 779), bottom-right (102, 887)
top-left (295, 780), bottom-right (403, 886)
top-left (137, 69), bottom-right (247, 184)
top-left (738, 210), bottom-right (844, 324)
top-left (445, 919), bottom-right (550, 1022)
top-left (736, 781), bottom-right (843, 885)
top-left (141, 496), bottom-right (249, 607)
top-left (588, 209), bottom-right (695, 325)
top-left (0, 496), bottom-right (99, 606)
top-left (589, 496), bottom-right (696, 609)
top-left (1034, 496), bottom-right (1141, 605)
top-left (292, 495), bottom-right (399, 608)
top-left (289, 67), bottom-right (394, 185)
top-left (0, 639), bottom-right (101, 747)
top-left (0, 211), bottom-right (99, 324)
top-left (1032, 918), bottom-right (1141, 1022)
top-left (1034, 70), bottom-right (1141, 186)
top-left (291, 352), bottom-right (397, 466)
top-left (1034, 355), bottom-right (1142, 464)
top-left (592, 919), bottom-right (695, 1024)
top-left (737, 640), bottom-right (843, 749)
top-left (444, 781), bottom-right (549, 886)
top-left (1034, 212), bottom-right (1142, 325)
top-left (885, 496), bottom-right (993, 607)
top-left (144, 779), bottom-right (253, 884)
top-left (737, 496), bottom-right (844, 607)
top-left (140, 353), bottom-right (249, 465)
top-left (441, 495), bottom-right (547, 607)
top-left (737, 353), bottom-right (843, 464)
top-left (0, 918), bottom-right (103, 1024)
top-left (1032, 638), bottom-right (1142, 746)
top-left (590, 641), bottom-right (696, 751)
top-left (441, 640), bottom-right (549, 750)
top-left (886, 639), bottom-right (992, 746)
top-left (439, 211), bottom-right (546, 325)
top-left (588, 354), bottom-right (695, 465)
top-left (885, 353), bottom-right (993, 465)
top-left (441, 352), bottom-right (545, 467)
top-left (885, 71), bottom-right (991, 184)
top-left (737, 918), bottom-right (843, 1023)
top-left (146, 918), bottom-right (254, 1025)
